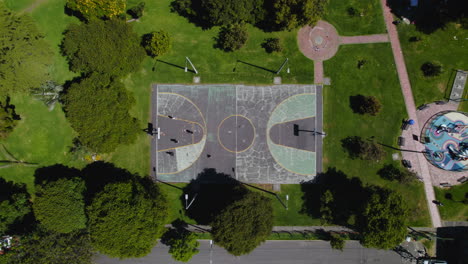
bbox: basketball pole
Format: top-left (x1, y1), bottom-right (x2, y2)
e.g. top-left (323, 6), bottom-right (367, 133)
top-left (185, 57), bottom-right (199, 74)
top-left (276, 58), bottom-right (290, 75)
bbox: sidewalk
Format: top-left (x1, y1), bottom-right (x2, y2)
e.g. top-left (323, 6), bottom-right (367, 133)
top-left (380, 0), bottom-right (442, 228)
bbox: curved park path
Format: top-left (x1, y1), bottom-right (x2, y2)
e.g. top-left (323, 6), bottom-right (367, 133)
top-left (379, 0), bottom-right (441, 228)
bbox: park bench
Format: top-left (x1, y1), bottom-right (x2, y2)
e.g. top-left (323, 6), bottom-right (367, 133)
top-left (402, 159), bottom-right (412, 168)
top-left (457, 176), bottom-right (468, 183)
top-left (397, 137), bottom-right (406, 146)
top-left (417, 104), bottom-right (429, 111)
top-left (440, 182), bottom-right (451, 187)
top-left (401, 120), bottom-right (410, 130)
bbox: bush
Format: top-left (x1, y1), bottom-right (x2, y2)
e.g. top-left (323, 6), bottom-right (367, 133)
top-left (62, 74), bottom-right (140, 153)
top-left (62, 19), bottom-right (145, 77)
top-left (421, 62), bottom-right (442, 77)
top-left (0, 5), bottom-right (53, 95)
top-left (347, 6), bottom-right (359, 17)
top-left (349, 94), bottom-right (381, 116)
top-left (262, 38), bottom-right (283, 53)
top-left (211, 191), bottom-right (273, 256)
top-left (142, 30), bottom-right (172, 57)
top-left (330, 234), bottom-right (345, 251)
top-left (378, 164), bottom-right (417, 183)
top-left (0, 178), bottom-right (31, 233)
top-left (66, 0), bottom-right (126, 21)
top-left (33, 177), bottom-right (86, 233)
top-left (271, 0), bottom-right (328, 30)
top-left (162, 227), bottom-right (200, 262)
top-left (87, 179), bottom-right (168, 258)
top-left (216, 23), bottom-right (248, 52)
top-left (360, 187), bottom-right (408, 249)
top-left (0, 98), bottom-right (20, 139)
top-left (341, 136), bottom-right (385, 161)
top-left (128, 2), bottom-right (145, 19)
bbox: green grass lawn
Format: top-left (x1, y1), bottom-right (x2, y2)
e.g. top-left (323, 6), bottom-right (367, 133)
top-left (324, 0), bottom-right (386, 36)
top-left (434, 183), bottom-right (468, 221)
top-left (0, 94), bottom-right (85, 193)
top-left (323, 44), bottom-right (431, 226)
top-left (4, 0), bottom-right (34, 11)
top-left (270, 185), bottom-right (321, 226)
top-left (398, 23), bottom-right (468, 107)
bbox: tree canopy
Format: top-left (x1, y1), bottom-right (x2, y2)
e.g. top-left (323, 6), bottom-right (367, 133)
top-left (216, 23), bottom-right (249, 52)
top-left (0, 4), bottom-right (53, 96)
top-left (33, 177), bottom-right (86, 234)
top-left (11, 229), bottom-right (93, 264)
top-left (62, 74), bottom-right (139, 153)
top-left (62, 19), bottom-right (145, 77)
top-left (0, 98), bottom-right (20, 139)
top-left (0, 178), bottom-right (31, 234)
top-left (162, 227), bottom-right (200, 262)
top-left (66, 0), bottom-right (127, 21)
top-left (359, 187), bottom-right (408, 249)
top-left (142, 30), bottom-right (172, 57)
top-left (201, 0), bottom-right (265, 25)
top-left (211, 191), bottom-right (273, 256)
top-left (271, 0), bottom-right (328, 30)
top-left (87, 179), bottom-right (168, 258)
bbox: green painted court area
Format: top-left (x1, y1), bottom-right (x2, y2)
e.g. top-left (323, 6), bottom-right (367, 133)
top-left (153, 84), bottom-right (323, 184)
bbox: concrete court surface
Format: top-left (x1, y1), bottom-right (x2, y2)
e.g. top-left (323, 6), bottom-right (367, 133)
top-left (95, 240), bottom-right (404, 264)
top-left (153, 84), bottom-right (323, 184)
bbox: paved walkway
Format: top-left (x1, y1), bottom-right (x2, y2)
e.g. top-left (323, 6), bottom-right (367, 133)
top-left (167, 224), bottom-right (436, 233)
top-left (340, 34), bottom-right (389, 44)
top-left (380, 0), bottom-right (442, 228)
top-left (21, 0), bottom-right (48, 13)
top-left (298, 21), bottom-right (389, 84)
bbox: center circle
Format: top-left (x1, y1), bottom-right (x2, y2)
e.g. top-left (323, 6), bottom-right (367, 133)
top-left (218, 115), bottom-right (255, 153)
top-left (315, 36), bottom-right (323, 45)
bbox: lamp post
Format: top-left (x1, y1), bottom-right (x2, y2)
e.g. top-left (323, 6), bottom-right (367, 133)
top-left (286, 195), bottom-right (289, 210)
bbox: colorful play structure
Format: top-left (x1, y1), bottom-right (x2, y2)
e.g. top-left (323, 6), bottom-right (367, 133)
top-left (421, 111), bottom-right (468, 171)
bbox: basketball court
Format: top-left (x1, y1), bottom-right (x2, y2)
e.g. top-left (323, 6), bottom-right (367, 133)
top-left (151, 84), bottom-right (323, 184)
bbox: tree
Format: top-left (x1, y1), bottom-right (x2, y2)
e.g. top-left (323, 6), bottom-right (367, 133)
top-left (360, 187), bottom-right (408, 249)
top-left (319, 189), bottom-right (334, 224)
top-left (162, 227), bottom-right (200, 262)
top-left (128, 2), bottom-right (145, 19)
top-left (87, 179), bottom-right (168, 258)
top-left (11, 229), bottom-right (93, 264)
top-left (330, 233), bottom-right (345, 251)
top-left (142, 30), bottom-right (172, 57)
top-left (0, 98), bottom-right (20, 139)
top-left (62, 74), bottom-right (139, 153)
top-left (421, 62), bottom-right (442, 77)
top-left (216, 23), bottom-right (249, 52)
top-left (349, 95), bottom-right (381, 116)
top-left (33, 177), bottom-right (86, 234)
top-left (341, 136), bottom-right (385, 161)
top-left (62, 19), bottom-right (145, 77)
top-left (201, 0), bottom-right (265, 26)
top-left (66, 0), bottom-right (126, 21)
top-left (0, 4), bottom-right (53, 96)
top-left (0, 178), bottom-right (31, 234)
top-left (262, 38), bottom-right (283, 53)
top-left (31, 81), bottom-right (63, 111)
top-left (271, 0), bottom-right (328, 30)
top-left (378, 164), bottom-right (416, 183)
top-left (211, 191), bottom-right (273, 256)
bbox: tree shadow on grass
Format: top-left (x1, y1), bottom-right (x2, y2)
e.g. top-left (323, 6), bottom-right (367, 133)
top-left (33, 164), bottom-right (81, 185)
top-left (301, 167), bottom-right (369, 228)
top-left (182, 168), bottom-right (247, 225)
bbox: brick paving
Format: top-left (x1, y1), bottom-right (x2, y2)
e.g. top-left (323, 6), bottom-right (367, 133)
top-left (314, 61), bottom-right (324, 84)
top-left (340, 34), bottom-right (389, 44)
top-left (380, 0), bottom-right (442, 228)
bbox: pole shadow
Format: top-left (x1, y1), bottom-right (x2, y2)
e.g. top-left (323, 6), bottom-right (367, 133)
top-left (156, 59), bottom-right (196, 73)
top-left (237, 60), bottom-right (276, 74)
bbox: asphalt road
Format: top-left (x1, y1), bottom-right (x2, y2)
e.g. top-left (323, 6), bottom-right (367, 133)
top-left (95, 240), bottom-right (403, 264)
